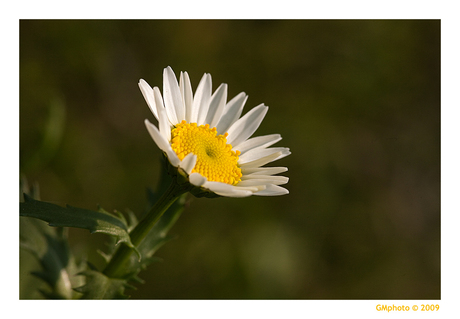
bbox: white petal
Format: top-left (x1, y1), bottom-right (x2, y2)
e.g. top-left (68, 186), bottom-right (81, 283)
top-left (180, 71), bottom-right (194, 123)
top-left (144, 119), bottom-right (180, 167)
top-left (152, 86), bottom-right (164, 115)
top-left (254, 184), bottom-right (289, 196)
top-left (138, 79), bottom-right (158, 121)
top-left (241, 167), bottom-right (288, 175)
top-left (234, 134), bottom-right (282, 154)
top-left (235, 184), bottom-right (266, 192)
top-left (215, 190), bottom-right (253, 198)
top-left (226, 104), bottom-right (268, 146)
top-left (189, 172), bottom-right (206, 186)
top-left (240, 149), bottom-right (290, 169)
top-left (144, 119), bottom-right (168, 153)
top-left (163, 66), bottom-right (182, 124)
top-left (236, 180), bottom-right (268, 187)
top-left (239, 147), bottom-right (290, 165)
top-left (192, 73), bottom-right (212, 125)
top-left (205, 83), bottom-right (228, 128)
top-left (240, 175), bottom-right (289, 185)
top-left (157, 104), bottom-right (171, 142)
top-left (167, 153), bottom-right (180, 167)
top-left (203, 181), bottom-right (254, 197)
top-left (179, 153), bottom-right (197, 175)
top-left (216, 92), bottom-right (247, 135)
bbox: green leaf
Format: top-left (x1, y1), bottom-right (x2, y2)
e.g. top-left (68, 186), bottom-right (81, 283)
top-left (74, 270), bottom-right (133, 299)
top-left (20, 194), bottom-right (137, 253)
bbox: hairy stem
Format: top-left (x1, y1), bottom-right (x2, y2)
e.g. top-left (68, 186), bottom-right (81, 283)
top-left (103, 177), bottom-right (189, 278)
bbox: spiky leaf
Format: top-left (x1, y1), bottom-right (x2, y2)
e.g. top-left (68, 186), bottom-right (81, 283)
top-left (74, 270), bottom-right (133, 299)
top-left (20, 194), bottom-right (136, 252)
top-left (20, 177), bottom-right (85, 299)
top-left (20, 217), bottom-right (85, 299)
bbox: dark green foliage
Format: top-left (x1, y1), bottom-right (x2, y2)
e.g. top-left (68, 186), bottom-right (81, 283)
top-left (123, 190), bottom-right (187, 281)
top-left (20, 178), bottom-right (84, 299)
top-left (20, 172), bottom-right (188, 299)
top-left (73, 270), bottom-right (134, 299)
top-left (20, 217), bottom-right (85, 299)
top-left (99, 165), bottom-right (189, 283)
top-left (20, 194), bottom-right (136, 252)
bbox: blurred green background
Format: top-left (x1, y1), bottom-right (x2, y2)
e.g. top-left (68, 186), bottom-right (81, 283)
top-left (20, 20), bottom-right (440, 299)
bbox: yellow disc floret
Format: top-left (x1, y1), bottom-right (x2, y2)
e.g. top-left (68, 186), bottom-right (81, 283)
top-left (171, 120), bottom-right (242, 185)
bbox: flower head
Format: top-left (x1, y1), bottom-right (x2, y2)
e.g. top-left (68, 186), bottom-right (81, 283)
top-left (139, 66), bottom-right (290, 197)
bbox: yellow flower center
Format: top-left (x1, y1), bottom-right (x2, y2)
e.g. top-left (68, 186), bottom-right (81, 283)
top-left (171, 120), bottom-right (242, 185)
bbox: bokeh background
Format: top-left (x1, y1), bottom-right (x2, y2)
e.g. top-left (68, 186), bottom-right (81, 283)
top-left (20, 20), bottom-right (440, 299)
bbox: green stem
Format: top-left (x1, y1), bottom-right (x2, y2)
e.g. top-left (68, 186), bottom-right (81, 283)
top-left (103, 177), bottom-right (189, 278)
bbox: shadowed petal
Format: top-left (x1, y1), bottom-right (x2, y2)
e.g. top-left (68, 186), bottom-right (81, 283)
top-left (204, 181), bottom-right (255, 197)
top-left (205, 83), bottom-right (228, 128)
top-left (226, 104), bottom-right (268, 147)
top-left (163, 66), bottom-right (183, 124)
top-left (240, 175), bottom-right (289, 185)
top-left (192, 73), bottom-right (212, 125)
top-left (239, 147), bottom-right (290, 165)
top-left (240, 149), bottom-right (290, 169)
top-left (216, 92), bottom-right (247, 135)
top-left (189, 172), bottom-right (207, 186)
top-left (253, 184), bottom-right (289, 196)
top-left (144, 119), bottom-right (179, 167)
top-left (241, 167), bottom-right (288, 175)
top-left (138, 79), bottom-right (158, 121)
top-left (234, 134), bottom-right (282, 154)
top-left (179, 153), bottom-right (197, 175)
top-left (180, 71), bottom-right (194, 123)
top-left (156, 100), bottom-right (171, 142)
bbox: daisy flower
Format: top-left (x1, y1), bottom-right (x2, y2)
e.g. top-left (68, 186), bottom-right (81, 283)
top-left (139, 66), bottom-right (290, 198)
